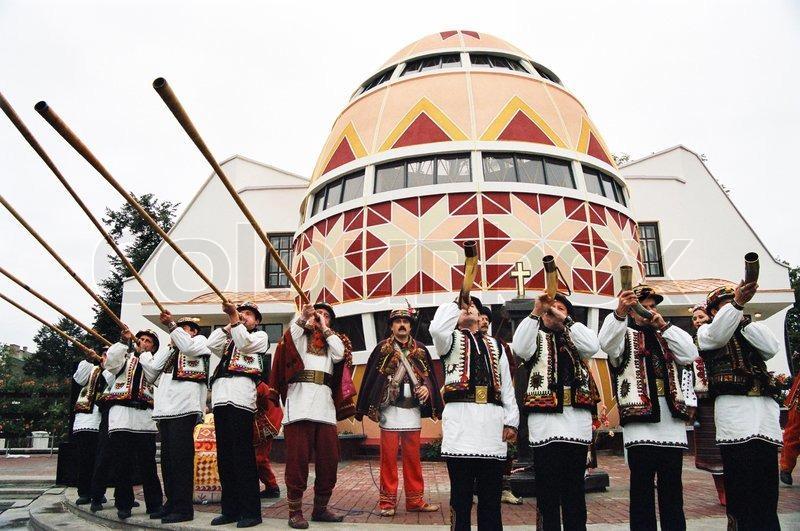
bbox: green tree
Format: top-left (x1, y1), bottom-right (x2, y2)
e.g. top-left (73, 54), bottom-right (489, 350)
top-left (92, 193), bottom-right (178, 342)
top-left (786, 265), bottom-right (800, 372)
top-left (25, 317), bottom-right (88, 379)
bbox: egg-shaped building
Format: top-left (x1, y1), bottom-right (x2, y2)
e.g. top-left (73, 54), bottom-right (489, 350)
top-left (292, 31), bottom-right (641, 356)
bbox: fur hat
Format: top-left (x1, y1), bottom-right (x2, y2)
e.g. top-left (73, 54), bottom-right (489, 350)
top-left (236, 301), bottom-right (262, 322)
top-left (633, 284), bottom-right (664, 306)
top-left (136, 329), bottom-right (160, 353)
top-left (313, 302), bottom-right (336, 323)
top-left (175, 316), bottom-right (201, 332)
top-left (705, 285), bottom-right (736, 313)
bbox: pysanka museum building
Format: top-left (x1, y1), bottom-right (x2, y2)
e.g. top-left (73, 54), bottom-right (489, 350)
top-left (119, 31), bottom-right (794, 438)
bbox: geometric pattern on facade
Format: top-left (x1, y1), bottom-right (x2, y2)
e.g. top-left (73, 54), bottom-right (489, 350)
top-left (292, 192), bottom-right (642, 305)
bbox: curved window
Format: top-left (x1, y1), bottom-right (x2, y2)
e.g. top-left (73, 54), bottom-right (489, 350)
top-left (531, 63), bottom-right (562, 84)
top-left (582, 166), bottom-right (626, 206)
top-left (483, 153), bottom-right (575, 189)
top-left (401, 54), bottom-right (461, 77)
top-left (375, 153), bottom-right (471, 193)
top-left (311, 170), bottom-right (365, 217)
top-left (470, 53), bottom-right (527, 72)
top-left (355, 68), bottom-right (394, 96)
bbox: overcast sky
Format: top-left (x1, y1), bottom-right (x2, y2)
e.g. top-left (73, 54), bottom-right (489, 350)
top-left (1, 0), bottom-right (798, 347)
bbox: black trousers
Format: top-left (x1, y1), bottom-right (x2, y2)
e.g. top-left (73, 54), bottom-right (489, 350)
top-left (446, 457), bottom-right (504, 531)
top-left (719, 440), bottom-right (780, 531)
top-left (532, 442), bottom-right (588, 531)
top-left (72, 430), bottom-right (99, 498)
top-left (627, 446), bottom-right (685, 531)
top-left (213, 405), bottom-right (260, 520)
top-left (89, 409), bottom-right (111, 503)
top-left (110, 431), bottom-right (163, 512)
top-left (159, 414), bottom-right (198, 517)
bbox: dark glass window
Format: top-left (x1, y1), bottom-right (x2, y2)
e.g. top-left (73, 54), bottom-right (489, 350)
top-left (533, 64), bottom-right (561, 84)
top-left (311, 170), bottom-right (365, 216)
top-left (483, 153), bottom-right (575, 189)
top-left (325, 179), bottom-right (344, 209)
top-left (638, 223), bottom-right (664, 277)
top-left (265, 234), bottom-right (294, 288)
top-left (401, 54), bottom-right (462, 77)
top-left (470, 53), bottom-right (526, 72)
top-left (359, 68), bottom-right (393, 94)
top-left (581, 165), bottom-right (627, 206)
top-left (260, 323), bottom-right (283, 344)
top-left (334, 314), bottom-right (366, 351)
top-left (374, 153), bottom-right (472, 193)
top-left (311, 189), bottom-right (325, 216)
top-left (341, 173), bottom-right (364, 203)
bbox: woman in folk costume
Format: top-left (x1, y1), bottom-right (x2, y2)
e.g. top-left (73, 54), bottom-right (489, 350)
top-left (98, 329), bottom-right (164, 520)
top-left (151, 312), bottom-right (211, 524)
top-left (268, 302), bottom-right (356, 529)
top-left (71, 349), bottom-right (107, 506)
top-left (697, 283), bottom-right (782, 531)
top-left (253, 367), bottom-right (283, 499)
top-left (780, 350), bottom-right (800, 486)
top-left (599, 285), bottom-right (697, 531)
top-left (206, 301), bottom-right (269, 528)
top-left (512, 292), bottom-right (600, 531)
top-left (429, 296), bottom-right (519, 531)
top-left (355, 306), bottom-right (443, 517)
top-left (687, 303), bottom-right (726, 506)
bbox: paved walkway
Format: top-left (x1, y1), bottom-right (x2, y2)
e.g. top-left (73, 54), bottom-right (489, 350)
top-left (3, 453), bottom-right (800, 527)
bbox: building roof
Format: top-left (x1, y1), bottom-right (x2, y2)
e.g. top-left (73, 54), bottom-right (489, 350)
top-left (187, 290), bottom-right (295, 304)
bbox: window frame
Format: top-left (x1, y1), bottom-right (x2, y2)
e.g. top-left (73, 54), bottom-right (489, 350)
top-left (469, 53), bottom-right (527, 73)
top-left (374, 153), bottom-right (472, 193)
top-left (482, 152), bottom-right (576, 189)
top-left (265, 233), bottom-right (295, 288)
top-left (309, 170), bottom-right (366, 217)
top-left (637, 222), bottom-right (665, 278)
top-left (400, 53), bottom-right (462, 77)
top-left (581, 165), bottom-right (627, 206)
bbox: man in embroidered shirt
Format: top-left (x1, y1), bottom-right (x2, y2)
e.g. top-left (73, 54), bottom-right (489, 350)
top-left (513, 292), bottom-right (600, 530)
top-left (152, 312), bottom-right (211, 524)
top-left (599, 285), bottom-right (697, 531)
top-left (71, 352), bottom-right (106, 505)
top-left (697, 282), bottom-right (781, 530)
top-left (355, 307), bottom-right (443, 517)
top-left (430, 296), bottom-right (519, 531)
top-left (99, 329), bottom-right (163, 520)
top-left (270, 302), bottom-right (348, 529)
top-left (207, 301), bottom-right (269, 528)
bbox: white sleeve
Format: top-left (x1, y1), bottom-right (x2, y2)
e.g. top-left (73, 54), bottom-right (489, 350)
top-left (102, 370), bottom-right (115, 386)
top-left (661, 325), bottom-right (698, 366)
top-left (499, 353), bottom-right (519, 429)
top-left (741, 322), bottom-right (780, 360)
top-left (568, 322), bottom-right (601, 360)
top-left (73, 360), bottom-right (93, 385)
top-left (231, 325), bottom-right (270, 355)
top-left (430, 302), bottom-right (460, 358)
top-left (104, 342), bottom-right (129, 374)
top-left (697, 303), bottom-right (742, 350)
top-left (326, 333), bottom-right (345, 363)
top-left (290, 319), bottom-right (306, 342)
top-left (171, 329), bottom-right (211, 358)
top-left (138, 352), bottom-right (161, 384)
top-left (512, 316), bottom-right (540, 362)
top-left (206, 328), bottom-right (229, 358)
top-left (599, 313), bottom-right (627, 367)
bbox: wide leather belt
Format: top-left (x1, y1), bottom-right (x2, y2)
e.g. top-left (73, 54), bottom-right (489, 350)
top-left (655, 378), bottom-right (666, 397)
top-left (291, 370), bottom-right (331, 386)
top-left (448, 385), bottom-right (490, 404)
top-left (563, 388), bottom-right (572, 406)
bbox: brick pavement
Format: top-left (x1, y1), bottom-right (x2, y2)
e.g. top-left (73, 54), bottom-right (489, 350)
top-left (4, 454), bottom-right (799, 525)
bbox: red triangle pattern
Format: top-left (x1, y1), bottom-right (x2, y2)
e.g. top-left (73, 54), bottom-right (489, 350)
top-left (365, 247), bottom-right (386, 266)
top-left (419, 195), bottom-right (441, 215)
top-left (538, 195), bottom-right (561, 214)
top-left (367, 273), bottom-right (392, 297)
top-left (455, 219), bottom-right (480, 241)
top-left (497, 111), bottom-right (555, 145)
top-left (482, 219), bottom-right (508, 239)
top-left (483, 238), bottom-right (509, 260)
top-left (396, 196), bottom-right (419, 216)
top-left (486, 264), bottom-right (516, 289)
top-left (367, 202), bottom-right (392, 227)
top-left (572, 269), bottom-right (593, 293)
top-left (397, 273), bottom-right (421, 296)
top-left (323, 137), bottom-right (356, 175)
top-left (564, 199), bottom-right (586, 222)
top-left (461, 30), bottom-right (480, 39)
top-left (448, 193), bottom-right (477, 215)
top-left (421, 272), bottom-right (447, 292)
top-left (345, 250), bottom-right (363, 270)
top-left (587, 133), bottom-right (613, 166)
top-left (365, 231), bottom-right (385, 250)
top-left (515, 193), bottom-right (539, 213)
top-left (451, 265), bottom-right (482, 292)
top-left (392, 112), bottom-right (451, 149)
top-left (587, 204), bottom-right (605, 226)
top-left (342, 276), bottom-right (363, 302)
top-left (526, 269), bottom-right (546, 291)
top-left (343, 209), bottom-right (363, 231)
top-left (482, 192), bottom-right (511, 215)
top-left (346, 234), bottom-right (362, 255)
top-left (596, 271), bottom-right (614, 296)
top-left (317, 287), bottom-right (340, 305)
top-left (440, 30), bottom-right (458, 40)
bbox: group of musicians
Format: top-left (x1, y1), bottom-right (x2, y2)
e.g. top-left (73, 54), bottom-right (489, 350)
top-left (70, 271), bottom-right (786, 530)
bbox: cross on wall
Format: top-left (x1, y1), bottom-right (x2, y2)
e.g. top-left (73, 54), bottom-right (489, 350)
top-left (509, 261), bottom-right (531, 299)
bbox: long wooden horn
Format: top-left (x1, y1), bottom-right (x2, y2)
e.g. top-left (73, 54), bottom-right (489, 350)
top-left (35, 101), bottom-right (230, 304)
top-left (152, 78), bottom-right (308, 304)
top-left (0, 91), bottom-right (166, 313)
top-left (0, 291), bottom-right (101, 362)
top-left (0, 194), bottom-right (126, 330)
top-left (0, 265), bottom-right (111, 346)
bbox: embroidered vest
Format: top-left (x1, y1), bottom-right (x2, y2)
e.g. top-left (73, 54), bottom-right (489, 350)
top-left (522, 330), bottom-right (599, 414)
top-left (210, 336), bottom-right (263, 384)
top-left (611, 328), bottom-right (690, 425)
top-left (692, 358), bottom-right (710, 396)
top-left (74, 365), bottom-right (105, 414)
top-left (442, 330), bottom-right (502, 405)
top-left (98, 355), bottom-right (154, 409)
top-left (699, 320), bottom-right (778, 399)
top-left (164, 346), bottom-right (209, 383)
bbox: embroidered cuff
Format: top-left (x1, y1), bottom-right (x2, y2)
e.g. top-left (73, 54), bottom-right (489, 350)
top-left (528, 313), bottom-right (541, 322)
top-left (732, 300), bottom-right (745, 311)
top-left (296, 317), bottom-right (308, 328)
top-left (167, 322), bottom-right (178, 332)
top-left (564, 316), bottom-right (575, 328)
top-left (658, 323), bottom-right (672, 334)
top-left (323, 328), bottom-right (335, 339)
top-left (613, 310), bottom-right (627, 321)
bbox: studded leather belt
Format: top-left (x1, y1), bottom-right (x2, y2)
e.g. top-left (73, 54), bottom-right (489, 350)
top-left (563, 388), bottom-right (572, 406)
top-left (655, 378), bottom-right (666, 397)
top-left (290, 370), bottom-right (331, 386)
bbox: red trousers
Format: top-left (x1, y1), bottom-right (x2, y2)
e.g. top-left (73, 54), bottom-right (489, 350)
top-left (283, 421), bottom-right (339, 510)
top-left (780, 406), bottom-right (800, 473)
top-left (379, 429), bottom-right (425, 510)
top-left (255, 438), bottom-right (278, 489)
